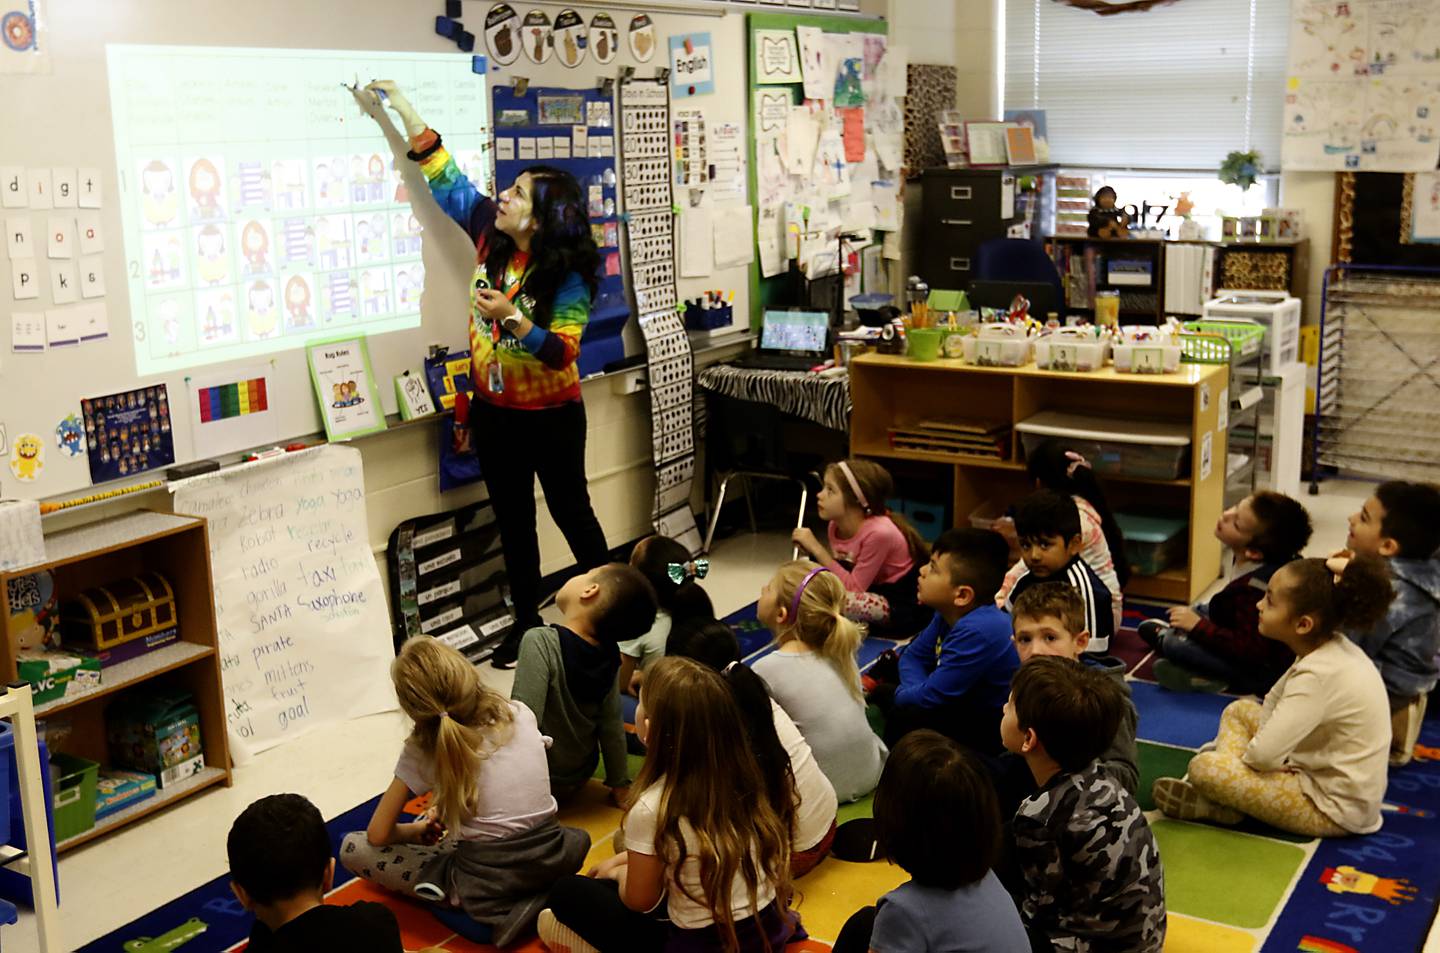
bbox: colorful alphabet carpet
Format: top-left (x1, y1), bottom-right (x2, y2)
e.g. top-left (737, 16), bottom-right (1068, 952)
top-left (81, 603), bottom-right (1440, 952)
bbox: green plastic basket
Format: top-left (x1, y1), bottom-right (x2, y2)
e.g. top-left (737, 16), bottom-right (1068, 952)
top-left (1182, 320), bottom-right (1264, 361)
top-left (1178, 332), bottom-right (1232, 365)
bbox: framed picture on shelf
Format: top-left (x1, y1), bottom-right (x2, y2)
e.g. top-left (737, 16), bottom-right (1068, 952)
top-left (964, 121), bottom-right (1010, 167)
top-left (1005, 124), bottom-right (1037, 165)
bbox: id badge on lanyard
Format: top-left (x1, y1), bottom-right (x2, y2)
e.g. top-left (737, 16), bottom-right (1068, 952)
top-left (481, 270), bottom-right (526, 395)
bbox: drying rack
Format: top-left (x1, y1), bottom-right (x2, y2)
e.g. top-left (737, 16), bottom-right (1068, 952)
top-left (1309, 264), bottom-right (1440, 492)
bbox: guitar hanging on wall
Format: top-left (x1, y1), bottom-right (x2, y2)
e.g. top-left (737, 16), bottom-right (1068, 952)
top-left (1051, 0), bottom-right (1180, 14)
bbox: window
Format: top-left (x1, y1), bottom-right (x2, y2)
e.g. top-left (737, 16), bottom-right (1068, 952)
top-left (1003, 0), bottom-right (1290, 171)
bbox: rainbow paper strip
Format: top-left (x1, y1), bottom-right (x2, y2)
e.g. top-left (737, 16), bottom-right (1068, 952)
top-left (1298, 937), bottom-right (1359, 953)
top-left (197, 378), bottom-right (268, 423)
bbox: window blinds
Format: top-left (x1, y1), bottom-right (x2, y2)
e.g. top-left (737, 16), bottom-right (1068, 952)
top-left (1003, 0), bottom-right (1290, 170)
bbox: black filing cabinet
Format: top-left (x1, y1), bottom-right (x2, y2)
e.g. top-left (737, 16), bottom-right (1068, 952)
top-left (917, 166), bottom-right (1055, 290)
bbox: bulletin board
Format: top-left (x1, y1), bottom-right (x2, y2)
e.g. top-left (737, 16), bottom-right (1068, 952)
top-left (1335, 171), bottom-right (1440, 267)
top-left (744, 11), bottom-right (894, 323)
top-left (490, 83), bottom-right (627, 376)
top-left (0, 0), bottom-right (761, 502)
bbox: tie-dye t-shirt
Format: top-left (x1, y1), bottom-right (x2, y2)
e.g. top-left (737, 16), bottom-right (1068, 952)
top-left (410, 128), bottom-right (590, 410)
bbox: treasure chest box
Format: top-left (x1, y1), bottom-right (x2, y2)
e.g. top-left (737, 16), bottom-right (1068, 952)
top-left (60, 573), bottom-right (177, 653)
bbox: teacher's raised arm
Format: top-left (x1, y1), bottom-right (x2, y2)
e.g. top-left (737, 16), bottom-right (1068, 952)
top-left (359, 81), bottom-right (610, 670)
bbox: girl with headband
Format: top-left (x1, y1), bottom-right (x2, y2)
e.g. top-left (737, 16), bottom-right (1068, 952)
top-left (754, 560), bottom-right (888, 802)
top-left (792, 458), bottom-right (931, 638)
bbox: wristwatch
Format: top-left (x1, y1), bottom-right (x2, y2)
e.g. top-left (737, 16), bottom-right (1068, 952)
top-left (501, 313), bottom-right (523, 333)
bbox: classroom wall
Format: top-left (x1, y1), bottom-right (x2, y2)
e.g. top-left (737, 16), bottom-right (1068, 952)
top-left (1280, 172), bottom-right (1335, 325)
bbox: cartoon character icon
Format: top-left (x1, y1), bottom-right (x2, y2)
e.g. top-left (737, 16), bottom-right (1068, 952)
top-left (55, 415), bottom-right (85, 458)
top-left (246, 280), bottom-right (278, 339)
top-left (195, 225), bottom-right (228, 286)
top-left (140, 160), bottom-right (178, 228)
top-left (284, 276), bottom-right (313, 330)
top-left (9, 433), bottom-right (43, 483)
top-left (1320, 866), bottom-right (1419, 905)
top-left (188, 158), bottom-right (224, 221)
top-left (240, 221), bottom-right (270, 276)
top-left (7, 572), bottom-right (57, 651)
top-left (331, 382), bottom-right (346, 408)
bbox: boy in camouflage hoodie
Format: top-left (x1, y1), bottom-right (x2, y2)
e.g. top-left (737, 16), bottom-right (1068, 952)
top-left (1001, 657), bottom-right (1165, 953)
top-left (1342, 481), bottom-right (1440, 766)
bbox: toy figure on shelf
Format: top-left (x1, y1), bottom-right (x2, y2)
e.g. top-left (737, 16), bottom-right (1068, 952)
top-left (1007, 293), bottom-right (1032, 323)
top-left (1088, 186), bottom-right (1130, 239)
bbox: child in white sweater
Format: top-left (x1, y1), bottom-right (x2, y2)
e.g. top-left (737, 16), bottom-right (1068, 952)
top-left (1154, 555), bottom-right (1395, 837)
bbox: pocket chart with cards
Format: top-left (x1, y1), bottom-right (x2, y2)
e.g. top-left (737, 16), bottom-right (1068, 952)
top-left (622, 76), bottom-right (701, 552)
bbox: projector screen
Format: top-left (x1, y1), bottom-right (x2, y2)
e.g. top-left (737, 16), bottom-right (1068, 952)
top-left (107, 45), bottom-right (489, 376)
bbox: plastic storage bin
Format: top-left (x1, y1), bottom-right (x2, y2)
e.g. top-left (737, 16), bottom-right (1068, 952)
top-left (1112, 326), bottom-right (1182, 374)
top-left (1034, 328), bottom-right (1110, 372)
top-left (1181, 319), bottom-right (1264, 363)
top-left (50, 752), bottom-right (98, 842)
top-left (1016, 410), bottom-right (1192, 480)
top-left (1203, 292), bottom-right (1301, 376)
top-left (961, 323), bottom-right (1033, 367)
top-left (1115, 513), bottom-right (1188, 576)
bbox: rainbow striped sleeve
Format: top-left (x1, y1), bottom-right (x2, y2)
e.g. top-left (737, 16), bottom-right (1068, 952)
top-left (409, 129), bottom-right (494, 244)
top-left (532, 272), bottom-right (590, 371)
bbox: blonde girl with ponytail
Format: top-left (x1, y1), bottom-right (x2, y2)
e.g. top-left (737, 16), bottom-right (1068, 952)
top-left (792, 458), bottom-right (931, 637)
top-left (340, 637), bottom-right (589, 946)
top-left (753, 560), bottom-right (889, 802)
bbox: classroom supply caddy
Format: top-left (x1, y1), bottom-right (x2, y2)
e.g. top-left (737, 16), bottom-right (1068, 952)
top-left (1034, 327), bottom-right (1110, 372)
top-left (0, 512), bottom-right (230, 853)
top-left (1112, 326), bottom-right (1182, 374)
top-left (961, 323), bottom-right (1033, 367)
top-left (1201, 292), bottom-right (1301, 375)
top-left (848, 353), bottom-right (1228, 603)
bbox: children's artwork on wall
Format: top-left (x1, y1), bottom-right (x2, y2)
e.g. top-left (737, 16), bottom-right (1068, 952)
top-left (80, 384), bottom-right (175, 484)
top-left (795, 25), bottom-right (829, 101)
top-left (628, 14), bottom-right (655, 62)
top-left (0, 0), bottom-right (49, 75)
top-left (553, 9), bottom-right (586, 68)
top-left (485, 3), bottom-right (521, 65)
top-left (538, 94), bottom-right (584, 125)
top-left (306, 336), bottom-right (385, 440)
top-left (669, 33), bottom-right (714, 98)
top-left (755, 29), bottom-right (801, 85)
top-left (8, 433), bottom-right (44, 483)
top-left (589, 12), bottom-right (618, 64)
top-left (54, 414), bottom-right (85, 457)
top-left (521, 9), bottom-right (553, 64)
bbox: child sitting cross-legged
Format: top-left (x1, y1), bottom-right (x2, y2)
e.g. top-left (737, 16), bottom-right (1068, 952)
top-left (1140, 492), bottom-right (1312, 694)
top-left (539, 656), bottom-right (801, 953)
top-left (830, 730), bottom-right (1030, 953)
top-left (1003, 657), bottom-right (1167, 953)
top-left (992, 582), bottom-right (1138, 815)
top-left (511, 563), bottom-right (657, 803)
top-left (1005, 490), bottom-right (1115, 653)
top-left (791, 458), bottom-right (932, 637)
top-left (231, 793), bottom-right (403, 953)
top-left (1341, 480), bottom-right (1440, 765)
top-left (755, 560), bottom-right (889, 802)
top-left (867, 528), bottom-right (1018, 754)
top-left (342, 637), bottom-right (589, 947)
top-left (1154, 555), bottom-right (1395, 837)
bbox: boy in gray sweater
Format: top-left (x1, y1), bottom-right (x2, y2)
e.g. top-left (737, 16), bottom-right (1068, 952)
top-left (511, 563), bottom-right (657, 802)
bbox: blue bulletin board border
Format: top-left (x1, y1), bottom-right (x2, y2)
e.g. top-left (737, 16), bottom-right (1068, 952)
top-left (490, 84), bottom-right (627, 378)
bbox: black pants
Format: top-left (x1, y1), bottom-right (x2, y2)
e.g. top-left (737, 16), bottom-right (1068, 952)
top-left (870, 682), bottom-right (1005, 756)
top-left (471, 399), bottom-right (610, 633)
top-left (547, 876), bottom-right (668, 951)
top-left (832, 905), bottom-right (877, 953)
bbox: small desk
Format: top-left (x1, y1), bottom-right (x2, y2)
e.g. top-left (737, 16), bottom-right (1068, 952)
top-left (848, 353), bottom-right (1229, 603)
top-left (697, 365), bottom-right (851, 433)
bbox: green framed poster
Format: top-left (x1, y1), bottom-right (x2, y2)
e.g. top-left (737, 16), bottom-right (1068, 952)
top-left (306, 335), bottom-right (387, 441)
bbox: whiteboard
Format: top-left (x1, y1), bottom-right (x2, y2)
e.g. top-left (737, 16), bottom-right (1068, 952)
top-left (0, 0), bottom-right (757, 502)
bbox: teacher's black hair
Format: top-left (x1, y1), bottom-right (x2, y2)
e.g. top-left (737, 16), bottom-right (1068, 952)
top-left (484, 165), bottom-right (601, 329)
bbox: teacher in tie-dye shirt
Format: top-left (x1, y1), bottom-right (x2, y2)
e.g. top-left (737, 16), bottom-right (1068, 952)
top-left (363, 81), bottom-right (610, 668)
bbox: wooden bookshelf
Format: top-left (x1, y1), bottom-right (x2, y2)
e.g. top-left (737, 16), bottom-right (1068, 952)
top-left (849, 354), bottom-right (1229, 604)
top-left (0, 511), bottom-right (232, 852)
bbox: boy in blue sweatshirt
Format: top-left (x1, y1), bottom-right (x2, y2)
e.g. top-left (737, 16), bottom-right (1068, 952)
top-left (868, 528), bottom-right (1018, 754)
top-left (1342, 480), bottom-right (1440, 766)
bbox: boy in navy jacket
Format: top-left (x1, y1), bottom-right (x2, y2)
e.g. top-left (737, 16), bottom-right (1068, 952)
top-left (1006, 491), bottom-right (1115, 653)
top-left (869, 528), bottom-right (1018, 754)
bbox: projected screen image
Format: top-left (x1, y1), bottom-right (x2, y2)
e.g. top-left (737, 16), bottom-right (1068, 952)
top-left (108, 46), bottom-right (489, 376)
